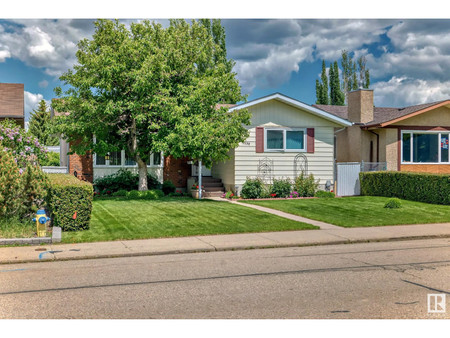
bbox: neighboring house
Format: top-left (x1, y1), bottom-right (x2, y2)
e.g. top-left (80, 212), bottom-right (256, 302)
top-left (211, 93), bottom-right (352, 194)
top-left (0, 83), bottom-right (24, 128)
top-left (315, 89), bottom-right (450, 174)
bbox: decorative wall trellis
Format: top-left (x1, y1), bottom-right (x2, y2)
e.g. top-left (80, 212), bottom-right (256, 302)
top-left (294, 153), bottom-right (308, 178)
top-left (257, 157), bottom-right (274, 184)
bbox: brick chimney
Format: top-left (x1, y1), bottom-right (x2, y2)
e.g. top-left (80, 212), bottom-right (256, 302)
top-left (347, 89), bottom-right (374, 123)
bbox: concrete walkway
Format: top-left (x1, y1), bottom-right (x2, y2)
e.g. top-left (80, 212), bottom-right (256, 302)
top-left (228, 199), bottom-right (340, 230)
top-left (1, 223), bottom-right (450, 265)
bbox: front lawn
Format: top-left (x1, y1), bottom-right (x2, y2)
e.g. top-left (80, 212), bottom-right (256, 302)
top-left (62, 197), bottom-right (317, 243)
top-left (240, 196), bottom-right (450, 227)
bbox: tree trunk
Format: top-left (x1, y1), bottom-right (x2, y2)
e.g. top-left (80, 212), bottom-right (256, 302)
top-left (137, 157), bottom-right (148, 191)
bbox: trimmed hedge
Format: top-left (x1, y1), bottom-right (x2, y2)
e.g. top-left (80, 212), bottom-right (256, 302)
top-left (47, 174), bottom-right (93, 231)
top-left (360, 171), bottom-right (450, 205)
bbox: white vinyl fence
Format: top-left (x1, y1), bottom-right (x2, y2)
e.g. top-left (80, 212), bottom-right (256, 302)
top-left (336, 162), bottom-right (387, 196)
top-left (42, 166), bottom-right (68, 174)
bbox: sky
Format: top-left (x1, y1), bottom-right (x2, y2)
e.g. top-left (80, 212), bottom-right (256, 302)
top-left (1, 6), bottom-right (450, 121)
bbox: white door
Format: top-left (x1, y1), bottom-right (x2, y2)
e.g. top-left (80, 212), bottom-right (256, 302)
top-left (192, 164), bottom-right (212, 176)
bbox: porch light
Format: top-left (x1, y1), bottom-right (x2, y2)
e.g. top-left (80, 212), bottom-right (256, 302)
top-left (105, 153), bottom-right (110, 161)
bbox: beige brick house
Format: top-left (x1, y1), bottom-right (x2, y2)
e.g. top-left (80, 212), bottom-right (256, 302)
top-left (315, 89), bottom-right (450, 174)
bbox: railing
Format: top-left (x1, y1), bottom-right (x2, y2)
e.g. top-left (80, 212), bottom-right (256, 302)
top-left (360, 161), bottom-right (387, 172)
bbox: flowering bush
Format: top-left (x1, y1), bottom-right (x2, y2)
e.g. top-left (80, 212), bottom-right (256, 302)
top-left (270, 178), bottom-right (292, 198)
top-left (0, 120), bottom-right (48, 167)
top-left (225, 191), bottom-right (234, 199)
top-left (191, 184), bottom-right (204, 191)
top-left (289, 191), bottom-right (299, 198)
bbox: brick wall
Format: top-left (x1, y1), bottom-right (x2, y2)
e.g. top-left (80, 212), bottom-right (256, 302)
top-left (400, 164), bottom-right (450, 174)
top-left (163, 156), bottom-right (190, 188)
top-left (69, 151), bottom-right (94, 183)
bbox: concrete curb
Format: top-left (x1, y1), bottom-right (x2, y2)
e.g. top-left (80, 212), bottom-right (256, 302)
top-left (1, 233), bottom-right (449, 265)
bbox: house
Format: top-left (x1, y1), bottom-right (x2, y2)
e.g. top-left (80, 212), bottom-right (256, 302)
top-left (314, 89), bottom-right (450, 174)
top-left (210, 93), bottom-right (352, 195)
top-left (0, 83), bottom-right (24, 128)
top-left (56, 93), bottom-right (351, 195)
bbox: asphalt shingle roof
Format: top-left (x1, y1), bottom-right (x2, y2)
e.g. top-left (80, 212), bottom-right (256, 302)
top-left (313, 100), bottom-right (449, 127)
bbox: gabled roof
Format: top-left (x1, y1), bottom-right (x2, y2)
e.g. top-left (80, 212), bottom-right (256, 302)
top-left (314, 100), bottom-right (450, 128)
top-left (228, 93), bottom-right (352, 127)
top-left (0, 83), bottom-right (24, 118)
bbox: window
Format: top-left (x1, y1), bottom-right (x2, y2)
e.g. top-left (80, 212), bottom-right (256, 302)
top-left (125, 152), bottom-right (136, 166)
top-left (109, 151), bottom-right (121, 166)
top-left (265, 128), bottom-right (306, 152)
top-left (153, 152), bottom-right (161, 166)
top-left (96, 154), bottom-right (106, 165)
top-left (402, 131), bottom-right (450, 164)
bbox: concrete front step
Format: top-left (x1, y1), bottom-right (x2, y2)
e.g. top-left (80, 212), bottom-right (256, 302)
top-left (200, 177), bottom-right (222, 183)
top-left (203, 191), bottom-right (225, 197)
top-left (202, 182), bottom-right (223, 187)
top-left (204, 186), bottom-right (225, 192)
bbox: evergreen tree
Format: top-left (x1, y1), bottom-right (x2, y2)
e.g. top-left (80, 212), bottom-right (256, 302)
top-left (315, 60), bottom-right (329, 105)
top-left (333, 61), bottom-right (345, 105)
top-left (28, 99), bottom-right (58, 146)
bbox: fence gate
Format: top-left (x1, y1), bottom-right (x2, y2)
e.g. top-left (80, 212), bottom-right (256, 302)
top-left (336, 162), bottom-right (361, 196)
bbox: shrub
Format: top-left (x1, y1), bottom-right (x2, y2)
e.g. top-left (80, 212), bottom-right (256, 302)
top-left (225, 190), bottom-right (234, 199)
top-left (126, 189), bottom-right (164, 200)
top-left (384, 198), bottom-right (402, 209)
top-left (94, 168), bottom-right (159, 192)
top-left (112, 189), bottom-right (127, 197)
top-left (40, 151), bottom-right (60, 166)
top-left (47, 174), bottom-right (93, 231)
top-left (162, 180), bottom-right (176, 195)
top-left (294, 173), bottom-right (319, 197)
top-left (0, 147), bottom-right (48, 218)
top-left (360, 171), bottom-right (450, 205)
top-left (241, 177), bottom-right (264, 199)
top-left (315, 191), bottom-right (335, 198)
top-left (270, 178), bottom-right (292, 198)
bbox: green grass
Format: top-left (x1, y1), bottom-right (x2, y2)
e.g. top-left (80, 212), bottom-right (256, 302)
top-left (240, 196), bottom-right (450, 227)
top-left (0, 217), bottom-right (36, 238)
top-left (62, 197), bottom-right (317, 243)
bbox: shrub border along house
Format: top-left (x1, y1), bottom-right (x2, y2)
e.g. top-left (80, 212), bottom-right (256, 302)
top-left (360, 171), bottom-right (450, 205)
top-left (47, 174), bottom-right (94, 231)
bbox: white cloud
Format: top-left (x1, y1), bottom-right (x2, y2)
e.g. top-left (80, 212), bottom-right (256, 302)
top-left (24, 91), bottom-right (50, 121)
top-left (0, 49), bottom-right (11, 62)
top-left (38, 80), bottom-right (49, 88)
top-left (372, 76), bottom-right (450, 107)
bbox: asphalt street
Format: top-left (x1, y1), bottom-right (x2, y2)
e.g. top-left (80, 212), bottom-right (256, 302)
top-left (0, 238), bottom-right (449, 319)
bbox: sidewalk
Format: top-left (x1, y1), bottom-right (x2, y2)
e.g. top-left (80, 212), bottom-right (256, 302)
top-left (1, 222), bottom-right (450, 264)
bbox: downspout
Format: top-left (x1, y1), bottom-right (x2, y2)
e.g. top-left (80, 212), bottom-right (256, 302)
top-left (367, 130), bottom-right (379, 162)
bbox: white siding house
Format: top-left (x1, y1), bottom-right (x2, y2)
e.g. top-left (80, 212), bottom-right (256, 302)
top-left (212, 93), bottom-right (352, 194)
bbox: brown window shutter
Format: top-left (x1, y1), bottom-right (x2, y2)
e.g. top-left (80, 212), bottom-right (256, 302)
top-left (255, 127), bottom-right (264, 153)
top-left (307, 128), bottom-right (315, 153)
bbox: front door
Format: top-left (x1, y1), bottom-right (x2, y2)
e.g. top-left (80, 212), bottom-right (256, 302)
top-left (192, 164), bottom-right (212, 176)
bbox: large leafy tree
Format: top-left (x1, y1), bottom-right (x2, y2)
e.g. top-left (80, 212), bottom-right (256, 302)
top-left (53, 19), bottom-right (249, 190)
top-left (28, 100), bottom-right (59, 146)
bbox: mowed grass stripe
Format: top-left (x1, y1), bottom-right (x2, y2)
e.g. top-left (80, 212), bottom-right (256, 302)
top-left (241, 196), bottom-right (450, 227)
top-left (62, 197), bottom-right (317, 243)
